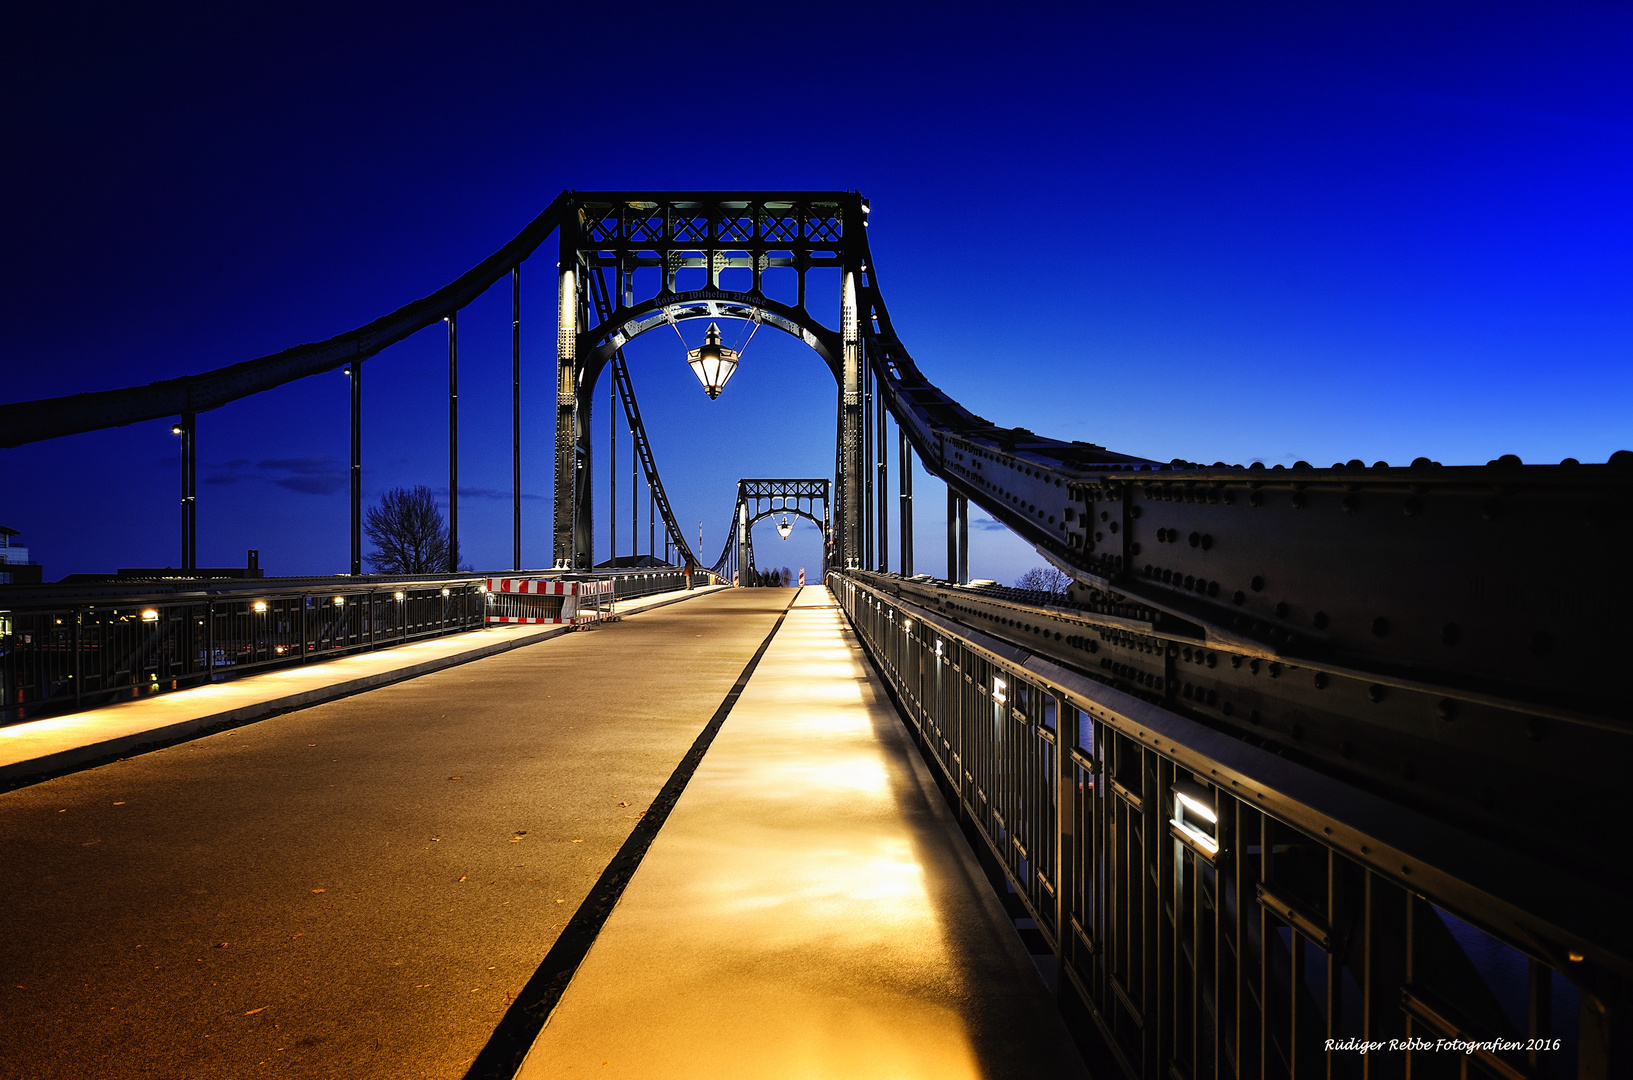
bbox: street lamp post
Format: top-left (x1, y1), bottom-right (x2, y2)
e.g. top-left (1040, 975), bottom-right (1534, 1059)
top-left (171, 415), bottom-right (195, 573)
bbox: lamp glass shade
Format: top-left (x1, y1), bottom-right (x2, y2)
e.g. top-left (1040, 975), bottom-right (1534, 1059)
top-left (686, 322), bottom-right (738, 399)
top-left (777, 516), bottom-right (792, 539)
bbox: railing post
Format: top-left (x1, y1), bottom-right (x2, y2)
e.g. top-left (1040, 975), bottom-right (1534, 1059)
top-left (73, 609), bottom-right (82, 710)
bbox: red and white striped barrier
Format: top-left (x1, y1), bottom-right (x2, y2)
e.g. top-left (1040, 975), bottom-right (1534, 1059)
top-left (485, 578), bottom-right (614, 625)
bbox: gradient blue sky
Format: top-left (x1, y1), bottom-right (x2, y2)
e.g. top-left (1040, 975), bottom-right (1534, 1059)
top-left (4, 2), bottom-right (1629, 583)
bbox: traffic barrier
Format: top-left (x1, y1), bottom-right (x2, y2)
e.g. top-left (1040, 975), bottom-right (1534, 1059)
top-left (484, 578), bottom-right (614, 626)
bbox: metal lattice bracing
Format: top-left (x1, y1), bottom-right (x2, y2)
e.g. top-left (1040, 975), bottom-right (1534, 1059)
top-left (708, 478), bottom-right (831, 584)
top-left (557, 193), bottom-right (866, 572)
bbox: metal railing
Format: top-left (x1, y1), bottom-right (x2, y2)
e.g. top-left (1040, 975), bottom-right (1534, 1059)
top-left (834, 571), bottom-right (1609, 1079)
top-left (1, 575), bottom-right (488, 726)
top-left (0, 566), bottom-right (701, 726)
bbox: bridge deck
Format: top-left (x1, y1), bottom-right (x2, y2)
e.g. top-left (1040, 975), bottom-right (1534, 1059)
top-left (517, 587), bottom-right (1088, 1079)
top-left (0, 585), bottom-right (721, 788)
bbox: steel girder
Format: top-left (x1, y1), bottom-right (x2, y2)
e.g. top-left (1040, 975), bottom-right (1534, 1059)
top-left (0, 195), bottom-right (574, 447)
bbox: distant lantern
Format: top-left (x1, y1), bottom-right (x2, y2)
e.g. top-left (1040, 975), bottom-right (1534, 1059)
top-left (686, 323), bottom-right (739, 400)
top-left (777, 515), bottom-right (793, 540)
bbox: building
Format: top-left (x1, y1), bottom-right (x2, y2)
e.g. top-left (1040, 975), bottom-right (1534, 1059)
top-left (0, 526), bottom-right (42, 585)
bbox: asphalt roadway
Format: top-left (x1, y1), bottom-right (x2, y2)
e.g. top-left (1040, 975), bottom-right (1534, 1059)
top-left (0, 587), bottom-right (792, 1080)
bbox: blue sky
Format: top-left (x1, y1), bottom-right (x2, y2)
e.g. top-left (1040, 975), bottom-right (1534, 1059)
top-left (3, 2), bottom-right (1629, 583)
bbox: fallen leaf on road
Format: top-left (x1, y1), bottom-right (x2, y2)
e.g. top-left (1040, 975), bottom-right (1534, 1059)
top-left (458, 875), bottom-right (467, 882)
top-left (449, 775), bottom-right (462, 780)
top-left (571, 839), bottom-right (583, 844)
top-left (555, 899), bottom-right (564, 904)
top-left (310, 888), bottom-right (326, 894)
top-left (290, 933), bottom-right (304, 939)
top-left (214, 942), bottom-right (229, 948)
top-left (113, 801), bottom-right (125, 806)
top-left (245, 1007), bottom-right (267, 1015)
top-left (617, 801), bottom-right (628, 807)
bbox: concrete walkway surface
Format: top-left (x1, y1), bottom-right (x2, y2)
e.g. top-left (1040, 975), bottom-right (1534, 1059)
top-left (517, 587), bottom-right (1090, 1079)
top-left (0, 584), bottom-right (724, 788)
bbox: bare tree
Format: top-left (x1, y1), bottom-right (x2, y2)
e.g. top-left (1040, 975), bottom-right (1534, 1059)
top-left (365, 485), bottom-right (453, 574)
top-left (1015, 565), bottom-right (1071, 596)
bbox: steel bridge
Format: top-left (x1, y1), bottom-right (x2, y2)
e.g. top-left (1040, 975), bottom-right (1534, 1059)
top-left (0, 191), bottom-right (1627, 1078)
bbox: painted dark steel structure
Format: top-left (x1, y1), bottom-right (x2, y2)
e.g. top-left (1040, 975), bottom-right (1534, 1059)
top-left (1, 189), bottom-right (1628, 1073)
top-left (840, 572), bottom-right (1622, 1079)
top-left (704, 478), bottom-right (831, 586)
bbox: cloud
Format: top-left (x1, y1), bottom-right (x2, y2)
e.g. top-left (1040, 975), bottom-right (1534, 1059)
top-left (410, 485), bottom-right (543, 503)
top-left (195, 456), bottom-right (350, 495)
top-left (275, 475), bottom-right (347, 495)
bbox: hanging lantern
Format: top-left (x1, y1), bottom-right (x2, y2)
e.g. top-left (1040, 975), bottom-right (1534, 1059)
top-left (687, 322), bottom-right (739, 399)
top-left (777, 515), bottom-right (793, 540)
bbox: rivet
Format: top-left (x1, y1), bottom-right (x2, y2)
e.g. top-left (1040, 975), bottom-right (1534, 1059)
top-left (1441, 623), bottom-right (1461, 646)
top-left (1367, 684), bottom-right (1385, 704)
top-left (1435, 699), bottom-right (1457, 721)
top-left (1250, 575), bottom-right (1265, 592)
top-left (1371, 617), bottom-right (1390, 638)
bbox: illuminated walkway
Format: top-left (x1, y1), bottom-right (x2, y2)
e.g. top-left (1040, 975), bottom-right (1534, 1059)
top-left (0, 584), bottom-right (723, 788)
top-left (517, 587), bottom-right (1089, 1079)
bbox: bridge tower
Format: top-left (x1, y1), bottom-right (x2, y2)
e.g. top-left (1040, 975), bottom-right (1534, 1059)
top-left (556, 192), bottom-right (867, 571)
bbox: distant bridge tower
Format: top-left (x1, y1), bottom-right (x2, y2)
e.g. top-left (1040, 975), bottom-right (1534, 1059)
top-left (555, 193), bottom-right (867, 570)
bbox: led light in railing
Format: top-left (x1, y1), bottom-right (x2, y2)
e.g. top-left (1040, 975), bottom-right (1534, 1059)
top-left (993, 677), bottom-right (1007, 705)
top-left (1175, 789), bottom-right (1218, 824)
top-left (141, 609), bottom-right (159, 622)
top-left (394, 592), bottom-right (405, 601)
top-left (252, 601), bottom-right (268, 613)
top-left (441, 588), bottom-right (451, 596)
top-left (935, 639), bottom-right (944, 657)
top-left (903, 620), bottom-right (912, 633)
top-left (333, 596), bottom-right (345, 607)
top-left (1172, 817), bottom-right (1220, 855)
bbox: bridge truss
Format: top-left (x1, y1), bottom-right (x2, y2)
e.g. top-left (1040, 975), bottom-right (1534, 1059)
top-left (2, 190), bottom-right (1627, 1073)
top-left (706, 478), bottom-right (830, 585)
